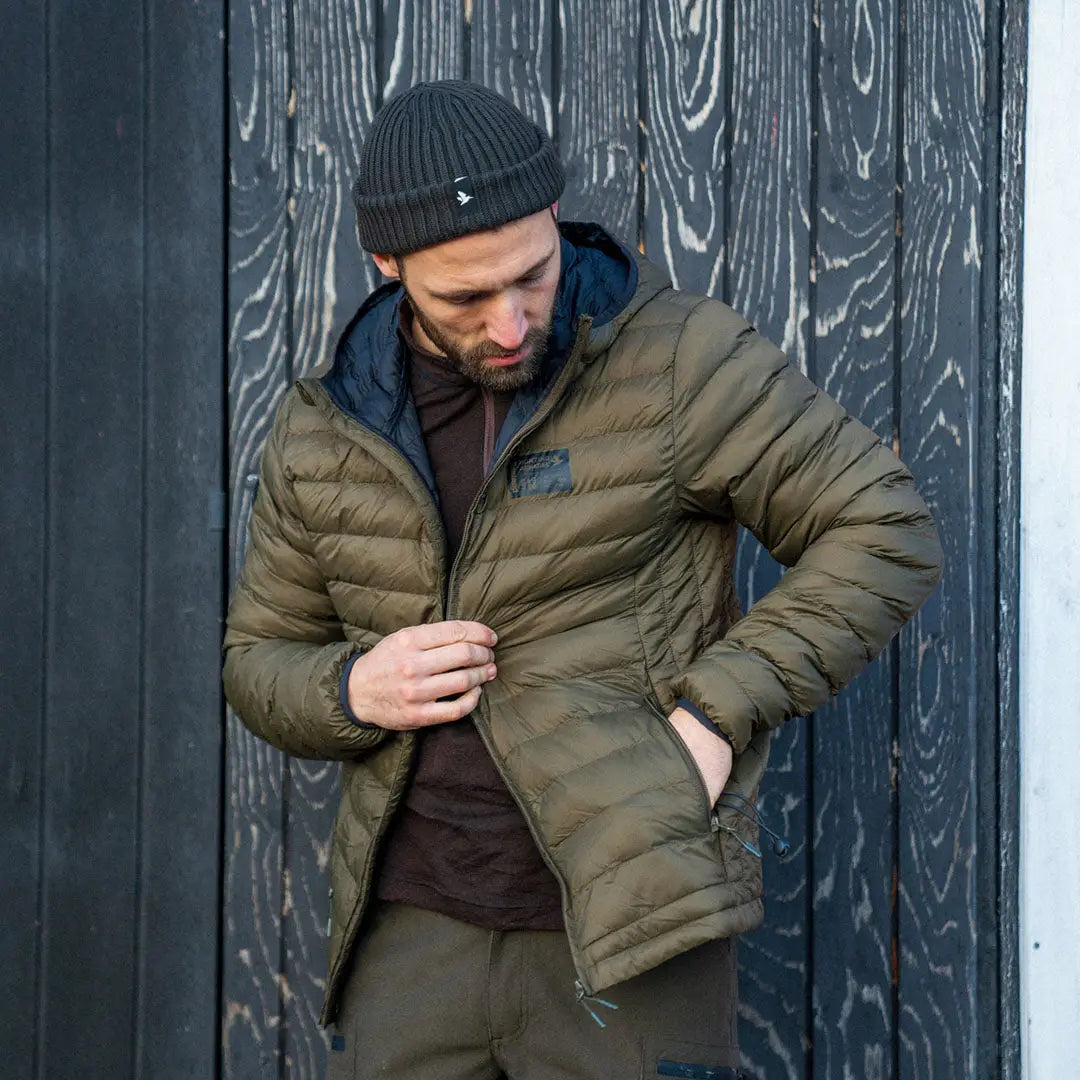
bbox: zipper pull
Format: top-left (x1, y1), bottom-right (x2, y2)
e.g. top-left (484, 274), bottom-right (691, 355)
top-left (717, 822), bottom-right (763, 859)
top-left (574, 979), bottom-right (619, 1028)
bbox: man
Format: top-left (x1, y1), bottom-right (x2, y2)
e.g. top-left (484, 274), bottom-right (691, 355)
top-left (223, 81), bottom-right (942, 1079)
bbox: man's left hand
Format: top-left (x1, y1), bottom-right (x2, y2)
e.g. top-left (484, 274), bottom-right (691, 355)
top-left (667, 707), bottom-right (733, 806)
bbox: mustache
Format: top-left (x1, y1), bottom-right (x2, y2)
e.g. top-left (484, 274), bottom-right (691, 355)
top-left (472, 325), bottom-right (549, 361)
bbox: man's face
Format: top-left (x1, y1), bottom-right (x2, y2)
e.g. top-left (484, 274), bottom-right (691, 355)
top-left (373, 208), bottom-right (561, 392)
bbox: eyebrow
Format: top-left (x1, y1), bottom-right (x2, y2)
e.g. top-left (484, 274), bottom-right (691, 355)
top-left (428, 246), bottom-right (557, 303)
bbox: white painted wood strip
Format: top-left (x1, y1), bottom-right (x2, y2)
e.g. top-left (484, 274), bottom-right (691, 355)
top-left (1020, 3), bottom-right (1080, 1077)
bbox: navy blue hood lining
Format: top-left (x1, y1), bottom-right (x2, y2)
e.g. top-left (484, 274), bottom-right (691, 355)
top-left (320, 221), bottom-right (638, 499)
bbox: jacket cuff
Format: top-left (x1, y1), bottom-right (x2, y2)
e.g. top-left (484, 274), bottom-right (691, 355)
top-left (339, 652), bottom-right (378, 728)
top-left (675, 697), bottom-right (734, 748)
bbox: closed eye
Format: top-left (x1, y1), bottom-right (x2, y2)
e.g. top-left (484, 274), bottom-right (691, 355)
top-left (429, 246), bottom-right (556, 305)
top-left (442, 275), bottom-right (542, 306)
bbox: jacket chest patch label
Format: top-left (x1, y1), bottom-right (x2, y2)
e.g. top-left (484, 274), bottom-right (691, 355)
top-left (508, 449), bottom-right (572, 498)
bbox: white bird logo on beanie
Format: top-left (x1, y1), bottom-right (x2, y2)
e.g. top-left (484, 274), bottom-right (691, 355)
top-left (454, 175), bottom-right (476, 209)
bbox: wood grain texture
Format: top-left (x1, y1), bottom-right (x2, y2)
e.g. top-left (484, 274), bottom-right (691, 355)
top-left (810, 1), bottom-right (900, 1077)
top-left (471, 0), bottom-right (555, 137)
top-left (224, 0), bottom-right (291, 1073)
top-left (139, 0), bottom-right (226, 1075)
top-left (896, 2), bottom-right (984, 1078)
top-left (725, 2), bottom-right (813, 1077)
top-left (643, 0), bottom-right (728, 293)
top-left (0, 2), bottom-right (47, 1073)
top-left (379, 0), bottom-right (465, 101)
top-left (556, 0), bottom-right (641, 244)
top-left (40, 1), bottom-right (146, 1074)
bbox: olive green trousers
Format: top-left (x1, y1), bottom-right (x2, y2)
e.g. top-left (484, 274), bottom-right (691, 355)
top-left (325, 901), bottom-right (742, 1080)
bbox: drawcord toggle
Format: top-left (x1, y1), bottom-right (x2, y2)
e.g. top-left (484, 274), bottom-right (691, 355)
top-left (574, 980), bottom-right (619, 1028)
top-left (713, 792), bottom-right (791, 859)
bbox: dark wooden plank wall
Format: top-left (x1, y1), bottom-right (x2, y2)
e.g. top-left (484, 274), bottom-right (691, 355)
top-left (898, 3), bottom-right (982, 1077)
top-left (218, 2), bottom-right (1011, 1079)
top-left (223, 0), bottom-right (292, 1073)
top-left (810, 3), bottom-right (900, 1079)
top-left (1, 1), bottom-right (49, 1070)
top-left (0, 1), bottom-right (1020, 1077)
top-left (727, 6), bottom-right (815, 1075)
top-left (0, 2), bottom-right (226, 1079)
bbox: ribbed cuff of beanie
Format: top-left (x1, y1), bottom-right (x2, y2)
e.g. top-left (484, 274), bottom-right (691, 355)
top-left (353, 139), bottom-right (565, 254)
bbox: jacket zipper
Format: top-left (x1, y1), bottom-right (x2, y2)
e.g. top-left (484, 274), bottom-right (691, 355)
top-left (445, 316), bottom-right (597, 994)
top-left (468, 695), bottom-right (596, 995)
top-left (324, 733), bottom-right (415, 1017)
top-left (312, 318), bottom-right (596, 1004)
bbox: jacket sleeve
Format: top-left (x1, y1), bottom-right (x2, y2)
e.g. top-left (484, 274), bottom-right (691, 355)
top-left (668, 299), bottom-right (944, 753)
top-left (222, 397), bottom-right (388, 760)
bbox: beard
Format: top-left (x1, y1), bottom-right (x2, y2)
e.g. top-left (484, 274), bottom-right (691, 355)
top-left (404, 287), bottom-right (552, 392)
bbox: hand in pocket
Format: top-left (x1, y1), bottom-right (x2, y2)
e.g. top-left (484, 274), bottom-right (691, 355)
top-left (667, 706), bottom-right (733, 805)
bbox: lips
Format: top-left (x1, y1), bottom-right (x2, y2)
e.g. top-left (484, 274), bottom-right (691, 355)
top-left (486, 344), bottom-right (531, 367)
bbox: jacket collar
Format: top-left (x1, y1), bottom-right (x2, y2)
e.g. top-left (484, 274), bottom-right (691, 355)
top-left (320, 221), bottom-right (652, 494)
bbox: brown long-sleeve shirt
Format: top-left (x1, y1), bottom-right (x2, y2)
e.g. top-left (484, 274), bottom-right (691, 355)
top-left (373, 311), bottom-right (564, 930)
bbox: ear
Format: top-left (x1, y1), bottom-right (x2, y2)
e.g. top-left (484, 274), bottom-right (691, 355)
top-left (372, 252), bottom-right (400, 280)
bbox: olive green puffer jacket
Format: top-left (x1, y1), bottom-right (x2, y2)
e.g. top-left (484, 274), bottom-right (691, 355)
top-left (223, 229), bottom-right (943, 1024)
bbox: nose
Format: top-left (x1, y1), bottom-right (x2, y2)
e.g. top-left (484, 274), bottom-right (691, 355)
top-left (486, 294), bottom-right (528, 352)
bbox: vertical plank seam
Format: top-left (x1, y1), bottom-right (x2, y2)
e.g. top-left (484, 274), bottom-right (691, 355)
top-left (374, 2), bottom-right (383, 109)
top-left (280, 1), bottom-right (298, 1075)
top-left (216, 2), bottom-right (232, 1076)
top-left (892, 0), bottom-right (905, 462)
top-left (285, 0), bottom-right (297, 389)
top-left (131, 0), bottom-right (151, 1072)
top-left (976, 1), bottom-right (1005, 1075)
top-left (995, 3), bottom-right (1025, 1076)
top-left (551, 0), bottom-right (561, 158)
top-left (635, 0), bottom-right (646, 255)
top-left (462, 0), bottom-right (471, 82)
top-left (33, 0), bottom-right (53, 1074)
top-left (806, 0), bottom-right (821, 1072)
top-left (280, 755), bottom-right (293, 1080)
top-left (544, 0), bottom-right (554, 139)
top-left (721, 0), bottom-right (734, 304)
top-left (890, 2), bottom-right (906, 1078)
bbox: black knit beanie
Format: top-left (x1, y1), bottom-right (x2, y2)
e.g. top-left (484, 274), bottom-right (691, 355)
top-left (353, 80), bottom-right (566, 255)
